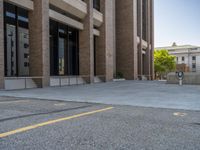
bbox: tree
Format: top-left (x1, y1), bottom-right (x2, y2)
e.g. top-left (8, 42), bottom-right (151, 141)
top-left (154, 49), bottom-right (176, 79)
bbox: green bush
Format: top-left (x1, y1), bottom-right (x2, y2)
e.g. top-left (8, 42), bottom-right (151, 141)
top-left (116, 72), bottom-right (124, 79)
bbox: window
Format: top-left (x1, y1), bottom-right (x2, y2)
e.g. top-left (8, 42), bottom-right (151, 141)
top-left (190, 48), bottom-right (197, 51)
top-left (176, 57), bottom-right (178, 62)
top-left (182, 57), bottom-right (185, 61)
top-left (192, 64), bottom-right (196, 69)
top-left (142, 0), bottom-right (147, 41)
top-left (68, 27), bottom-right (79, 75)
top-left (192, 56), bottom-right (196, 61)
top-left (50, 20), bottom-right (79, 76)
top-left (192, 63), bottom-right (196, 72)
top-left (137, 0), bottom-right (141, 36)
top-left (94, 36), bottom-right (97, 76)
top-left (93, 0), bottom-right (100, 11)
top-left (4, 2), bottom-right (29, 77)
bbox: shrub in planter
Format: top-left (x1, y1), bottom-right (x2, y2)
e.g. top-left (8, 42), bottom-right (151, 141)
top-left (116, 72), bottom-right (124, 79)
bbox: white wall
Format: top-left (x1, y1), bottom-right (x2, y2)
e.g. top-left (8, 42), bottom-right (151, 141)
top-left (169, 48), bottom-right (200, 72)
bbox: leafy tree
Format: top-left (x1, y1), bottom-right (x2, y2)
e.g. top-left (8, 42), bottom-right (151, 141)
top-left (154, 49), bottom-right (176, 79)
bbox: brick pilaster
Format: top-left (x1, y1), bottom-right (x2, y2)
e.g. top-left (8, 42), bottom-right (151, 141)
top-left (79, 0), bottom-right (94, 83)
top-left (29, 0), bottom-right (50, 87)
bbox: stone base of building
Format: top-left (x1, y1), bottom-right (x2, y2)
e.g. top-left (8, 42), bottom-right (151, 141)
top-left (2, 75), bottom-right (107, 90)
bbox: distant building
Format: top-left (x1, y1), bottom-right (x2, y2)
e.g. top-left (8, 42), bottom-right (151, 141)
top-left (156, 43), bottom-right (200, 72)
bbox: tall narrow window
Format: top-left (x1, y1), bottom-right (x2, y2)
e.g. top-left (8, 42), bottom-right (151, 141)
top-left (94, 36), bottom-right (97, 76)
top-left (50, 20), bottom-right (58, 76)
top-left (137, 0), bottom-right (141, 36)
top-left (68, 27), bottom-right (79, 75)
top-left (58, 37), bottom-right (65, 75)
top-left (50, 20), bottom-right (79, 76)
top-left (93, 0), bottom-right (100, 11)
top-left (4, 2), bottom-right (29, 77)
top-left (142, 0), bottom-right (147, 41)
top-left (192, 56), bottom-right (196, 61)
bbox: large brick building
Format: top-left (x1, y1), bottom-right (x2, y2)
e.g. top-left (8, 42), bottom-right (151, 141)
top-left (0, 0), bottom-right (154, 89)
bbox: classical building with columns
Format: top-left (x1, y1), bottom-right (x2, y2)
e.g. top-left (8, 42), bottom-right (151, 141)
top-left (0, 0), bottom-right (154, 90)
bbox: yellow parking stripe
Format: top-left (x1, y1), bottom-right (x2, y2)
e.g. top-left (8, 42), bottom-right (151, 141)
top-left (54, 103), bottom-right (66, 106)
top-left (0, 107), bottom-right (114, 138)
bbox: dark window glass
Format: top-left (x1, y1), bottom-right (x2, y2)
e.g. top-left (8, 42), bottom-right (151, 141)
top-left (68, 27), bottom-right (79, 75)
top-left (5, 2), bottom-right (16, 18)
top-left (93, 0), bottom-right (100, 11)
top-left (192, 56), bottom-right (196, 61)
top-left (94, 36), bottom-right (97, 76)
top-left (18, 7), bottom-right (29, 28)
top-left (142, 0), bottom-right (147, 41)
top-left (137, 0), bottom-right (140, 36)
top-left (6, 12), bottom-right (16, 18)
top-left (4, 2), bottom-right (29, 77)
top-left (192, 64), bottom-right (196, 69)
top-left (24, 53), bottom-right (29, 58)
top-left (50, 20), bottom-right (79, 76)
top-left (58, 37), bottom-right (66, 75)
top-left (50, 20), bottom-right (59, 76)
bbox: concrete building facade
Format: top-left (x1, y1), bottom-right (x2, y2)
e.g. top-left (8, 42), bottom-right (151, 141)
top-left (156, 44), bottom-right (200, 72)
top-left (0, 0), bottom-right (154, 90)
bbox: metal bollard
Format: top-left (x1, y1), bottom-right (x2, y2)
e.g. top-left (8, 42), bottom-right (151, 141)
top-left (176, 71), bottom-right (184, 86)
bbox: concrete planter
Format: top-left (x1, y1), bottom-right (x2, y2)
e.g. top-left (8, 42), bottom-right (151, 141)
top-left (167, 72), bottom-right (200, 85)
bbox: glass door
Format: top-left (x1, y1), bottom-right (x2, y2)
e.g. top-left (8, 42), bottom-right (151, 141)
top-left (6, 24), bottom-right (17, 76)
top-left (18, 27), bottom-right (29, 76)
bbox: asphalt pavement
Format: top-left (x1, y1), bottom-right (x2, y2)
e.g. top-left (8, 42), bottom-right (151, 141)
top-left (0, 96), bottom-right (200, 150)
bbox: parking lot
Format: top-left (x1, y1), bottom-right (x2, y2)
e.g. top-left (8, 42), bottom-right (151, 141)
top-left (0, 96), bottom-right (200, 150)
top-left (0, 81), bottom-right (200, 149)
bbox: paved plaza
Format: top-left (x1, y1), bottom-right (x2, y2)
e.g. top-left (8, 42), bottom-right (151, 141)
top-left (0, 81), bottom-right (199, 110)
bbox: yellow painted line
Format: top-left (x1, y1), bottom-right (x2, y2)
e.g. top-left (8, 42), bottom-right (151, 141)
top-left (173, 112), bottom-right (187, 117)
top-left (54, 103), bottom-right (66, 106)
top-left (0, 107), bottom-right (114, 138)
top-left (0, 100), bottom-right (30, 104)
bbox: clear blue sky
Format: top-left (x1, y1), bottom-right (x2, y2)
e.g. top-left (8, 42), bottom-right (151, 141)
top-left (155, 0), bottom-right (200, 47)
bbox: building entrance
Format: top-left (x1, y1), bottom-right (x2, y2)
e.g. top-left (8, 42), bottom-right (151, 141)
top-left (4, 2), bottom-right (29, 77)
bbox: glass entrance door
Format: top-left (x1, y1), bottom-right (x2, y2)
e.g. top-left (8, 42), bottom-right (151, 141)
top-left (18, 27), bottom-right (29, 76)
top-left (4, 2), bottom-right (29, 77)
top-left (6, 24), bottom-right (17, 76)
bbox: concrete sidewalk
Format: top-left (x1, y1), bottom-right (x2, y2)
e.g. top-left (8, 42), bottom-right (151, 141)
top-left (0, 81), bottom-right (200, 111)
